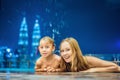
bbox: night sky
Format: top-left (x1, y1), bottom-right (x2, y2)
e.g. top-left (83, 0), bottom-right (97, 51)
top-left (0, 0), bottom-right (120, 54)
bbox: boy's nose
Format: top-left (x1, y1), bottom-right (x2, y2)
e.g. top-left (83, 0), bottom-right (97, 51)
top-left (62, 51), bottom-right (67, 56)
top-left (43, 48), bottom-right (46, 51)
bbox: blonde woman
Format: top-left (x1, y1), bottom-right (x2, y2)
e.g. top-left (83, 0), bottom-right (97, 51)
top-left (35, 36), bottom-right (61, 72)
top-left (60, 37), bottom-right (120, 72)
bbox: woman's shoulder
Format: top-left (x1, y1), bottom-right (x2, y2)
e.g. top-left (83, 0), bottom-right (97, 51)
top-left (84, 56), bottom-right (99, 64)
top-left (85, 56), bottom-right (98, 60)
top-left (84, 56), bottom-right (105, 66)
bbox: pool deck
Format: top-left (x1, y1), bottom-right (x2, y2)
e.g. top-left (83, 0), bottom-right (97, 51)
top-left (0, 72), bottom-right (120, 80)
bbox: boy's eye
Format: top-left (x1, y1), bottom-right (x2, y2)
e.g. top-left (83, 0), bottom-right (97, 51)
top-left (40, 46), bottom-right (43, 49)
top-left (60, 50), bottom-right (64, 53)
top-left (45, 46), bottom-right (49, 48)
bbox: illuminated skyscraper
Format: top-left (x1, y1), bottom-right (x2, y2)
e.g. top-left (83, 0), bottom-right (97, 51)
top-left (18, 17), bottom-right (29, 68)
top-left (31, 19), bottom-right (41, 58)
top-left (18, 17), bottom-right (28, 54)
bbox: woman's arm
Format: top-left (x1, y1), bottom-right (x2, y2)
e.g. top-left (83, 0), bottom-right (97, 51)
top-left (82, 56), bottom-right (120, 72)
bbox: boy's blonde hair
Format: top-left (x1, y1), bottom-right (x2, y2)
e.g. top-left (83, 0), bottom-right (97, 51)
top-left (39, 36), bottom-right (55, 46)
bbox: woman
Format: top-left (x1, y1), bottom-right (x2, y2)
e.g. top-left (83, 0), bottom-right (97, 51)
top-left (59, 37), bottom-right (120, 72)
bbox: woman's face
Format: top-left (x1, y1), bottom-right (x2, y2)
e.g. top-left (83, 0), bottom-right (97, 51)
top-left (60, 41), bottom-right (72, 63)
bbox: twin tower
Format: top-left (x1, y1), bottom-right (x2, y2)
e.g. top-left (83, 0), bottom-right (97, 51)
top-left (18, 17), bottom-right (41, 59)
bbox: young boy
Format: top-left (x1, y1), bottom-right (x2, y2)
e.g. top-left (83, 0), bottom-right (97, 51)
top-left (35, 36), bottom-right (62, 72)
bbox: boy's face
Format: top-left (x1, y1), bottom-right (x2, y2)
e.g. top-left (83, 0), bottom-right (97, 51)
top-left (60, 41), bottom-right (72, 63)
top-left (39, 40), bottom-right (55, 57)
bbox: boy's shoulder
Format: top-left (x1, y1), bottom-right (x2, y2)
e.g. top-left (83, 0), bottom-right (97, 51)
top-left (36, 57), bottom-right (43, 63)
top-left (54, 54), bottom-right (61, 61)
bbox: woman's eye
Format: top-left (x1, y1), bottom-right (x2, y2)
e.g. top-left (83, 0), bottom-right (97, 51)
top-left (66, 49), bottom-right (70, 51)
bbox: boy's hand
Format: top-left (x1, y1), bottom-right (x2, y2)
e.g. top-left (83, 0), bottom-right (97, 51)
top-left (46, 66), bottom-right (56, 72)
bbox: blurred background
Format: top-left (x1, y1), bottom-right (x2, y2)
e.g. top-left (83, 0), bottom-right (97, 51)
top-left (0, 0), bottom-right (120, 72)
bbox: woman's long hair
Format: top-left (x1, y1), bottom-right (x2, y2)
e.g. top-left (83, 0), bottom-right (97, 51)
top-left (60, 37), bottom-right (90, 72)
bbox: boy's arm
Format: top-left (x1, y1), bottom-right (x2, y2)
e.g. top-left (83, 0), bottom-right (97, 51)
top-left (35, 68), bottom-right (47, 72)
top-left (35, 64), bottom-right (47, 72)
top-left (54, 56), bottom-right (64, 72)
top-left (53, 58), bottom-right (64, 72)
top-left (46, 67), bottom-right (64, 72)
top-left (34, 59), bottom-right (47, 72)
